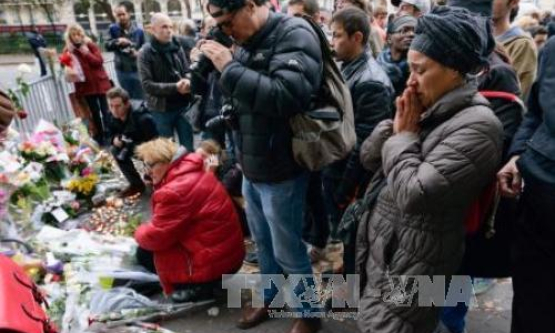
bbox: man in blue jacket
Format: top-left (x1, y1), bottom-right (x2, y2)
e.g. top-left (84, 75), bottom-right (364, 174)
top-left (497, 37), bottom-right (555, 333)
top-left (105, 3), bottom-right (145, 100)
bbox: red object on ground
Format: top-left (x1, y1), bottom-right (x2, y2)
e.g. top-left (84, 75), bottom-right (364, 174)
top-left (0, 254), bottom-right (58, 333)
top-left (135, 153), bottom-right (245, 294)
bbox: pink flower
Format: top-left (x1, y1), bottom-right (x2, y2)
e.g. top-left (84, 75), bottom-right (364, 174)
top-left (70, 201), bottom-right (80, 210)
top-left (81, 167), bottom-right (93, 177)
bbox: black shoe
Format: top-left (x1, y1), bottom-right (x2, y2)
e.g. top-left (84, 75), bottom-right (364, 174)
top-left (243, 251), bottom-right (258, 265)
top-left (118, 184), bottom-right (145, 198)
top-left (171, 286), bottom-right (214, 303)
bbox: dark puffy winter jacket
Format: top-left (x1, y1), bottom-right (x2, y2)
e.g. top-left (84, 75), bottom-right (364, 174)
top-left (108, 103), bottom-right (158, 150)
top-left (326, 51), bottom-right (393, 203)
top-left (219, 12), bottom-right (322, 183)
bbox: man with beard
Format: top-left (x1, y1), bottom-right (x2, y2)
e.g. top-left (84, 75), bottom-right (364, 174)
top-left (106, 3), bottom-right (146, 100)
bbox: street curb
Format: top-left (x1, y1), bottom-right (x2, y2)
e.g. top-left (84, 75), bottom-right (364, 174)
top-left (0, 55), bottom-right (36, 65)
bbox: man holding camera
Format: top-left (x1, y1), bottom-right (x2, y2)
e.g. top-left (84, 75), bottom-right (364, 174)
top-left (105, 3), bottom-right (145, 100)
top-left (107, 87), bottom-right (158, 197)
top-left (200, 0), bottom-right (322, 332)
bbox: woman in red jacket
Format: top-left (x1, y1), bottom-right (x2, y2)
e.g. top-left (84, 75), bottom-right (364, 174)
top-left (63, 24), bottom-right (112, 145)
top-left (135, 138), bottom-right (245, 302)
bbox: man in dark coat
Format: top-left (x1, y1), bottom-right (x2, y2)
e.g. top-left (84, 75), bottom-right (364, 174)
top-left (199, 0), bottom-right (323, 331)
top-left (138, 13), bottom-right (194, 151)
top-left (105, 3), bottom-right (145, 100)
top-left (106, 87), bottom-right (158, 197)
top-left (325, 7), bottom-right (393, 242)
top-left (26, 30), bottom-right (48, 76)
top-left (498, 36), bottom-right (555, 333)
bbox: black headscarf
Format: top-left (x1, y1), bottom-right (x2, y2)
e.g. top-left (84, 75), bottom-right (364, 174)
top-left (410, 6), bottom-right (495, 75)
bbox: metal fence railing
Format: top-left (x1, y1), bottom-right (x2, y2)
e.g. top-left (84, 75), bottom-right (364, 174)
top-left (11, 59), bottom-right (118, 134)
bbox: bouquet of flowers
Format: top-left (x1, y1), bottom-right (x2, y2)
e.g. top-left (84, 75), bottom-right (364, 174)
top-left (66, 173), bottom-right (99, 200)
top-left (19, 140), bottom-right (59, 163)
top-left (69, 147), bottom-right (95, 176)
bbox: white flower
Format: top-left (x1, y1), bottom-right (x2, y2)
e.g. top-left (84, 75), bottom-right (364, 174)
top-left (17, 63), bottom-right (33, 75)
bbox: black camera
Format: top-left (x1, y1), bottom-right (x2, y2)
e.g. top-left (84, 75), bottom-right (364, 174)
top-left (116, 135), bottom-right (134, 161)
top-left (205, 103), bottom-right (238, 130)
top-left (190, 27), bottom-right (234, 84)
top-left (120, 42), bottom-right (137, 55)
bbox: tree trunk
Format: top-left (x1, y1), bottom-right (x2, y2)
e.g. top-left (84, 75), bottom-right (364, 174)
top-left (184, 0), bottom-right (192, 18)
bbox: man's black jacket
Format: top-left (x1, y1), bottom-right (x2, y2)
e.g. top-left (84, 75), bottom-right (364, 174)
top-left (219, 12), bottom-right (323, 183)
top-left (109, 103), bottom-right (158, 152)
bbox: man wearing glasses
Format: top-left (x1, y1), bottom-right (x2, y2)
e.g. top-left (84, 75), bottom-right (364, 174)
top-left (199, 0), bottom-right (323, 332)
top-left (377, 15), bottom-right (417, 98)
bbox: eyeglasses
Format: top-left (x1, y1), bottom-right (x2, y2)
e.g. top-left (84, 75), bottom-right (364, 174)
top-left (142, 161), bottom-right (160, 171)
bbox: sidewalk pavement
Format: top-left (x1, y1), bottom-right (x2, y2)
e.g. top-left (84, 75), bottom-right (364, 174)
top-left (160, 276), bottom-right (512, 333)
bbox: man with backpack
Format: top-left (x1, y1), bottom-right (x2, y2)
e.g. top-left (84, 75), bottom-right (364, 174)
top-left (199, 0), bottom-right (323, 332)
top-left (324, 7), bottom-right (393, 245)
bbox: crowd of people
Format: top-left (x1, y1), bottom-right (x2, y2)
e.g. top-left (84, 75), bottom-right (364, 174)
top-left (2, 0), bottom-right (554, 332)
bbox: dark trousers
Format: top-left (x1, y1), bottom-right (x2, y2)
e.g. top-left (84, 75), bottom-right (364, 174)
top-left (511, 177), bottom-right (555, 333)
top-left (322, 175), bottom-right (345, 241)
top-left (110, 146), bottom-right (143, 187)
top-left (116, 70), bottom-right (144, 100)
top-left (303, 171), bottom-right (329, 249)
top-left (85, 94), bottom-right (110, 144)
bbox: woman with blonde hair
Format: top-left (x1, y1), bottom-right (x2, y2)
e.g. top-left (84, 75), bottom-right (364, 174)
top-left (61, 23), bottom-right (112, 145)
top-left (134, 138), bottom-right (245, 302)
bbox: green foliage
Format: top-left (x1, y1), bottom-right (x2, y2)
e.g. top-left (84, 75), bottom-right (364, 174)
top-left (0, 32), bottom-right (64, 55)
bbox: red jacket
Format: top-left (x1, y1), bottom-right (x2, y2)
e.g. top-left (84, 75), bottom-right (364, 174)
top-left (64, 42), bottom-right (112, 97)
top-left (135, 153), bottom-right (245, 294)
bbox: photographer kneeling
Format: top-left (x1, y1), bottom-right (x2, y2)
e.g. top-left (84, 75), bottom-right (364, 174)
top-left (107, 87), bottom-right (158, 197)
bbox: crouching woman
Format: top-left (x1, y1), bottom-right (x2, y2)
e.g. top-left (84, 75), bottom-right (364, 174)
top-left (134, 138), bottom-right (245, 302)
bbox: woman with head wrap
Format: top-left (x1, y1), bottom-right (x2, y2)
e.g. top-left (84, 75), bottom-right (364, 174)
top-left (356, 6), bottom-right (504, 333)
